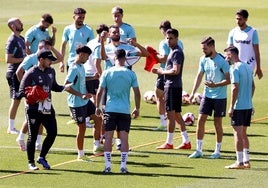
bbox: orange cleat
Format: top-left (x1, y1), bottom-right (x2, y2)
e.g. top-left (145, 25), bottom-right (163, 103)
top-left (175, 142), bottom-right (191, 149)
top-left (156, 143), bottom-right (173, 149)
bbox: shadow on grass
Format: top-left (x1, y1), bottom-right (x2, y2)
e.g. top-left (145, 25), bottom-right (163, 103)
top-left (56, 133), bottom-right (93, 139)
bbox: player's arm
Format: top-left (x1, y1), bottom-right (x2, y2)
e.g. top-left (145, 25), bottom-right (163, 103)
top-left (5, 53), bottom-right (24, 64)
top-left (25, 41), bottom-right (32, 55)
top-left (59, 41), bottom-right (67, 72)
top-left (131, 86), bottom-right (141, 119)
top-left (51, 46), bottom-right (63, 64)
top-left (129, 39), bottom-right (149, 57)
top-left (16, 65), bottom-right (25, 82)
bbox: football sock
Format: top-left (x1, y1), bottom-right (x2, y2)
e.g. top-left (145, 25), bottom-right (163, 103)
top-left (214, 142), bottom-right (221, 153)
top-left (17, 133), bottom-right (25, 140)
top-left (243, 148), bottom-right (250, 162)
top-left (36, 135), bottom-right (42, 145)
top-left (78, 150), bottom-right (84, 158)
top-left (8, 119), bottom-right (15, 130)
top-left (160, 114), bottom-right (167, 126)
top-left (236, 151), bottom-right (243, 164)
top-left (120, 152), bottom-right (128, 168)
top-left (94, 140), bottom-right (100, 147)
top-left (181, 131), bottom-right (190, 143)
top-left (196, 139), bottom-right (203, 152)
top-left (166, 132), bottom-right (174, 145)
top-left (104, 152), bottom-right (111, 168)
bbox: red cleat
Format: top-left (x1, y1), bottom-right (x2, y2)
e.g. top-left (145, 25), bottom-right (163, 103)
top-left (175, 142), bottom-right (191, 149)
top-left (156, 143), bottom-right (173, 149)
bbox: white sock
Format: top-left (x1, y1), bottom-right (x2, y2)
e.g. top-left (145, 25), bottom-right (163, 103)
top-left (104, 152), bottom-right (111, 168)
top-left (181, 131), bottom-right (190, 143)
top-left (196, 139), bottom-right (203, 152)
top-left (160, 114), bottom-right (167, 126)
top-left (85, 117), bottom-right (90, 123)
top-left (236, 151), bottom-right (243, 164)
top-left (120, 152), bottom-right (128, 169)
top-left (214, 142), bottom-right (221, 154)
top-left (243, 148), bottom-right (250, 163)
top-left (36, 135), bottom-right (42, 145)
top-left (78, 150), bottom-right (84, 158)
top-left (17, 133), bottom-right (25, 141)
top-left (166, 132), bottom-right (174, 145)
top-left (8, 119), bottom-right (15, 130)
top-left (94, 140), bottom-right (100, 147)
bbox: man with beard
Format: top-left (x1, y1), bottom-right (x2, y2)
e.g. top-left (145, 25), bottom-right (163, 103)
top-left (60, 8), bottom-right (94, 73)
top-left (5, 17), bottom-right (26, 134)
top-left (100, 25), bottom-right (148, 151)
top-left (25, 14), bottom-right (56, 55)
top-left (188, 37), bottom-right (230, 159)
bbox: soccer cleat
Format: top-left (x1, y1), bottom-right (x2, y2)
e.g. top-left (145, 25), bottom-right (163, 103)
top-left (188, 150), bottom-right (203, 158)
top-left (103, 167), bottom-right (111, 174)
top-left (93, 145), bottom-right (104, 155)
top-left (225, 162), bottom-right (245, 169)
top-left (244, 161), bottom-right (251, 169)
top-left (152, 125), bottom-right (167, 131)
top-left (209, 152), bottom-right (221, 159)
top-left (37, 157), bottom-right (51, 170)
top-left (28, 163), bottom-right (39, 171)
top-left (120, 167), bottom-right (129, 174)
top-left (156, 143), bottom-right (174, 149)
top-left (16, 138), bottom-right (26, 151)
top-left (7, 128), bottom-right (19, 135)
top-left (35, 143), bottom-right (42, 151)
top-left (175, 142), bottom-right (191, 150)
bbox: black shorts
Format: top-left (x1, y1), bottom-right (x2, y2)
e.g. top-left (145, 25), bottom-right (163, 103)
top-left (69, 100), bottom-right (96, 124)
top-left (199, 97), bottom-right (226, 117)
top-left (6, 72), bottom-right (21, 99)
top-left (86, 79), bottom-right (99, 95)
top-left (231, 109), bottom-right (252, 126)
top-left (156, 75), bottom-right (164, 91)
top-left (103, 112), bottom-right (131, 133)
top-left (164, 87), bottom-right (182, 112)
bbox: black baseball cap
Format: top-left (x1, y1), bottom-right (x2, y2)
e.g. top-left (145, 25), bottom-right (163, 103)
top-left (37, 50), bottom-right (57, 61)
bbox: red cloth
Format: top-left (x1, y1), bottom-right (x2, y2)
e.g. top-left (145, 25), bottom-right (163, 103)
top-left (25, 85), bottom-right (48, 105)
top-left (144, 46), bottom-right (159, 72)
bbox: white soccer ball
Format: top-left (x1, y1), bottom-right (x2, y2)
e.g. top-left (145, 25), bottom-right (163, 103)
top-left (182, 90), bottom-right (190, 105)
top-left (143, 90), bottom-right (156, 104)
top-left (183, 112), bottom-right (195, 126)
top-left (192, 92), bottom-right (203, 105)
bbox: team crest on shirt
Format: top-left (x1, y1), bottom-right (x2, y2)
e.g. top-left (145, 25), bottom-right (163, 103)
top-left (30, 119), bottom-right (36, 124)
top-left (48, 73), bottom-right (53, 80)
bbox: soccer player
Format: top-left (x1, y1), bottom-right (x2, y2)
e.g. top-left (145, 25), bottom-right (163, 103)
top-left (224, 46), bottom-right (253, 169)
top-left (19, 50), bottom-right (65, 170)
top-left (152, 20), bottom-right (184, 132)
top-left (15, 40), bottom-right (62, 151)
top-left (25, 14), bottom-right (56, 55)
top-left (152, 28), bottom-right (191, 150)
top-left (60, 8), bottom-right (94, 73)
top-left (64, 45), bottom-right (102, 159)
top-left (227, 9), bottom-right (262, 115)
top-left (188, 37), bottom-right (230, 159)
top-left (100, 25), bottom-right (148, 150)
top-left (95, 49), bottom-right (141, 173)
top-left (5, 17), bottom-right (26, 134)
top-left (111, 6), bottom-right (136, 43)
top-left (83, 24), bottom-right (109, 129)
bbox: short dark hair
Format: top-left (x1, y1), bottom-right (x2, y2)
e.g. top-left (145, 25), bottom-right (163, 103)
top-left (224, 46), bottom-right (239, 56)
top-left (115, 49), bottom-right (126, 59)
top-left (42, 14), bottom-right (53, 24)
top-left (112, 6), bottom-right (123, 14)
top-left (96, 24), bottom-right (109, 34)
top-left (76, 45), bottom-right (92, 55)
top-left (39, 39), bottom-right (52, 46)
top-left (74, 8), bottom-right (86, 15)
top-left (109, 25), bottom-right (119, 30)
top-left (166, 28), bottom-right (179, 38)
top-left (236, 9), bottom-right (249, 19)
top-left (201, 36), bottom-right (215, 46)
top-left (159, 20), bottom-right (171, 32)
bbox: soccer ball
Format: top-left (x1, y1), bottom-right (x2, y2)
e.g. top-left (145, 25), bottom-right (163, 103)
top-left (182, 112), bottom-right (195, 126)
top-left (192, 92), bottom-right (203, 105)
top-left (182, 90), bottom-right (190, 105)
top-left (143, 90), bottom-right (156, 104)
